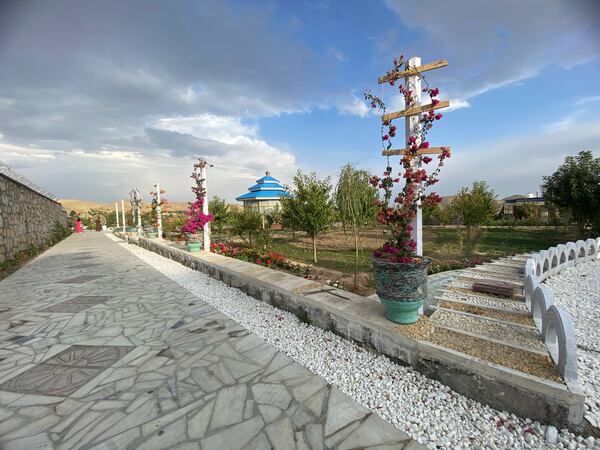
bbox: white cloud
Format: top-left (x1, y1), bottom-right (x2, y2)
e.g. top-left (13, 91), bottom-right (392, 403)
top-left (336, 94), bottom-right (371, 117)
top-left (431, 119), bottom-right (600, 198)
top-left (382, 0), bottom-right (600, 100)
top-left (446, 99), bottom-right (471, 112)
top-left (327, 46), bottom-right (349, 62)
top-left (575, 95), bottom-right (600, 106)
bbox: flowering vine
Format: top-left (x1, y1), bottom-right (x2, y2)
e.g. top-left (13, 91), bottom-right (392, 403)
top-left (182, 159), bottom-right (214, 235)
top-left (364, 55), bottom-right (451, 262)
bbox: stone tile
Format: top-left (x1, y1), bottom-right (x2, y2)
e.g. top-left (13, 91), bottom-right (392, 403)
top-left (251, 383), bottom-right (292, 409)
top-left (265, 416), bottom-right (295, 450)
top-left (57, 275), bottom-right (105, 284)
top-left (41, 296), bottom-right (112, 313)
top-left (188, 399), bottom-right (214, 439)
top-left (324, 389), bottom-right (369, 437)
top-left (210, 384), bottom-right (248, 430)
top-left (201, 416), bottom-right (264, 450)
top-left (338, 414), bottom-right (413, 450)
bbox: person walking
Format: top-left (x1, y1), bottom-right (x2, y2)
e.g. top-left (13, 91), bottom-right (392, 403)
top-left (74, 217), bottom-right (84, 233)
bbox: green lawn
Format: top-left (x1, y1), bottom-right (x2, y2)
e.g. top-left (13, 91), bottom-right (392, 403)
top-left (264, 226), bottom-right (586, 275)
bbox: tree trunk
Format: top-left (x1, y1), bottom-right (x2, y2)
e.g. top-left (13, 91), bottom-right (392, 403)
top-left (249, 231), bottom-right (252, 246)
top-left (312, 235), bottom-right (317, 263)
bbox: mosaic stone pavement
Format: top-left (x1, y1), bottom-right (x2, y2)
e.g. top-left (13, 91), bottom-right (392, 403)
top-left (0, 233), bottom-right (422, 449)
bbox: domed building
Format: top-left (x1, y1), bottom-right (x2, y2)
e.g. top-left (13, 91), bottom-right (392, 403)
top-left (235, 171), bottom-right (289, 213)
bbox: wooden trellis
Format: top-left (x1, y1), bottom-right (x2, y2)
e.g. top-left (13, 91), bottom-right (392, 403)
top-left (377, 56), bottom-right (451, 256)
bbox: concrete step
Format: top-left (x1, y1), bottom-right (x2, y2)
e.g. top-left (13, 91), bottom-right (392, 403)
top-left (430, 307), bottom-right (545, 354)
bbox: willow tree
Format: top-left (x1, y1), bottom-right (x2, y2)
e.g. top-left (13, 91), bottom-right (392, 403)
top-left (335, 164), bottom-right (377, 288)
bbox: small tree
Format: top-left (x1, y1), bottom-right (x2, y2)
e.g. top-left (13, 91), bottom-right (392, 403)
top-left (542, 150), bottom-right (600, 235)
top-left (209, 196), bottom-right (230, 237)
top-left (231, 208), bottom-right (262, 246)
top-left (281, 170), bottom-right (335, 262)
top-left (451, 181), bottom-right (496, 255)
top-left (335, 164), bottom-right (377, 288)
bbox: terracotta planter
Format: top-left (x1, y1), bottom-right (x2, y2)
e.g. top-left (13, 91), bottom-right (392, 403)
top-left (372, 256), bottom-right (430, 324)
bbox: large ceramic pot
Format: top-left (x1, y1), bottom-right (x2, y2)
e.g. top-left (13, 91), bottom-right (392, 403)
top-left (185, 233), bottom-right (202, 252)
top-left (146, 231), bottom-right (158, 239)
top-left (372, 256), bottom-right (430, 324)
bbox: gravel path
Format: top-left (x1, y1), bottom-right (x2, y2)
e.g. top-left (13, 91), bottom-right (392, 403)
top-left (544, 260), bottom-right (600, 430)
top-left (117, 236), bottom-right (597, 449)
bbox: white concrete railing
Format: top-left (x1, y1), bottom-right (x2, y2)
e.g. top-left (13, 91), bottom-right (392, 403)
top-left (523, 237), bottom-right (599, 385)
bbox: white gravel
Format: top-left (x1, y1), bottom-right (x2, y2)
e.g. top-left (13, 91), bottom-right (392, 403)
top-left (544, 260), bottom-right (600, 431)
top-left (115, 236), bottom-right (597, 449)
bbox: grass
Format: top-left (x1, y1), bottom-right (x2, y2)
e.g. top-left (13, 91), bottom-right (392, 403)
top-left (264, 225), bottom-right (586, 275)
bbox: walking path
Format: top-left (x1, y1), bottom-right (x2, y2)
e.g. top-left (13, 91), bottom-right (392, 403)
top-left (0, 233), bottom-right (420, 449)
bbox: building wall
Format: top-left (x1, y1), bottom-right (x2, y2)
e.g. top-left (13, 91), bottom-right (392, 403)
top-left (0, 174), bottom-right (69, 263)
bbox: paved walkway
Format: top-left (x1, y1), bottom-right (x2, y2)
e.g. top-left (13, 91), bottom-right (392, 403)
top-left (0, 233), bottom-right (420, 449)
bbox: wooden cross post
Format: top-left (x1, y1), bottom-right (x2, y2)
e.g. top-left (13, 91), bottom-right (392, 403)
top-left (378, 56), bottom-right (451, 257)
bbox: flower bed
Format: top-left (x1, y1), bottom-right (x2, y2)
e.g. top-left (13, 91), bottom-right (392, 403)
top-left (210, 242), bottom-right (302, 273)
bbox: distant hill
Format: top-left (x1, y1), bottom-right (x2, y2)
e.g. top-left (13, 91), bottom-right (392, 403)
top-left (59, 198), bottom-right (191, 214)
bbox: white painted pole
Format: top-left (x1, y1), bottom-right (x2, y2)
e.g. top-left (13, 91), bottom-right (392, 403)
top-left (121, 199), bottom-right (126, 232)
top-left (405, 56), bottom-right (423, 256)
top-left (115, 202), bottom-right (120, 229)
top-left (136, 190), bottom-right (142, 234)
top-left (155, 183), bottom-right (163, 239)
top-left (200, 165), bottom-right (211, 251)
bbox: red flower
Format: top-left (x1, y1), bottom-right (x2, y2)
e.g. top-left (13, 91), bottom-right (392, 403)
top-left (422, 156), bottom-right (432, 164)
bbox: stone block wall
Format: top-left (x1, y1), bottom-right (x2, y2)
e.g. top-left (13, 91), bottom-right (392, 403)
top-left (0, 172), bottom-right (69, 263)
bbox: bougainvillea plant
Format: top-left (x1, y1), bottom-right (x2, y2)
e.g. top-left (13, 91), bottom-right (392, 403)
top-left (182, 159), bottom-right (214, 236)
top-left (149, 187), bottom-right (168, 228)
top-left (364, 55), bottom-right (450, 263)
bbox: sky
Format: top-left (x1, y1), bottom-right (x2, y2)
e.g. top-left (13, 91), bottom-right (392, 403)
top-left (0, 0), bottom-right (599, 204)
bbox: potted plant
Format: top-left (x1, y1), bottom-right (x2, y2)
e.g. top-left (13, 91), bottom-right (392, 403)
top-left (365, 55), bottom-right (450, 324)
top-left (182, 159), bottom-right (214, 252)
top-left (144, 226), bottom-right (158, 239)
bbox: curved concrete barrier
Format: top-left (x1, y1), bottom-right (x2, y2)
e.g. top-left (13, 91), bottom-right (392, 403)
top-left (532, 285), bottom-right (554, 333)
top-left (543, 305), bottom-right (579, 384)
top-left (524, 236), bottom-right (599, 384)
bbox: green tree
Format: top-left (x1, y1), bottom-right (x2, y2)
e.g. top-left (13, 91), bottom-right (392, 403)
top-left (281, 170), bottom-right (335, 262)
top-left (208, 196), bottom-right (230, 237)
top-left (541, 150), bottom-right (600, 235)
top-left (451, 181), bottom-right (496, 254)
top-left (335, 164), bottom-right (377, 288)
top-left (231, 208), bottom-right (263, 246)
top-left (451, 181), bottom-right (496, 228)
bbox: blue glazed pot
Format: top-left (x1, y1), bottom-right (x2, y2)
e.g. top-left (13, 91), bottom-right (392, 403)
top-left (373, 256), bottom-right (430, 324)
top-left (186, 243), bottom-right (202, 252)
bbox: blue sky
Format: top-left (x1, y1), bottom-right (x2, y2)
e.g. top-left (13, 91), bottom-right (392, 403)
top-left (0, 0), bottom-right (599, 202)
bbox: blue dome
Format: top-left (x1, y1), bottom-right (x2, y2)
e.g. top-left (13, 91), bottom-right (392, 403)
top-left (236, 171), bottom-right (288, 202)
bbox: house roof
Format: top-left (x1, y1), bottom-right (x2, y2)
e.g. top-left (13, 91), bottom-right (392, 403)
top-left (236, 171), bottom-right (288, 202)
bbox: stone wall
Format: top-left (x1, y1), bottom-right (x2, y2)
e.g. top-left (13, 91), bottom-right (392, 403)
top-left (0, 169), bottom-right (69, 263)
